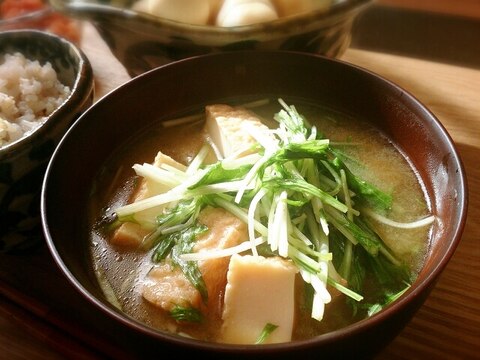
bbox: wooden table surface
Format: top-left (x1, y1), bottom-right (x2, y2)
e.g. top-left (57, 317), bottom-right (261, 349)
top-left (0, 23), bottom-right (479, 359)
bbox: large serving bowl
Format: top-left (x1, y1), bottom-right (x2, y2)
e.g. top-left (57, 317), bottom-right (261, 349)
top-left (41, 51), bottom-right (467, 358)
top-left (0, 30), bottom-right (94, 253)
top-left (49, 0), bottom-right (373, 76)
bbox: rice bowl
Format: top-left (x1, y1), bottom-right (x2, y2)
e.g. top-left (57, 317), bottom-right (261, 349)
top-left (0, 52), bottom-right (71, 147)
top-left (0, 29), bottom-right (93, 253)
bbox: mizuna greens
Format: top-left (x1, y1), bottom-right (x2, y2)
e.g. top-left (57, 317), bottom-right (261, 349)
top-left (113, 99), bottom-right (434, 324)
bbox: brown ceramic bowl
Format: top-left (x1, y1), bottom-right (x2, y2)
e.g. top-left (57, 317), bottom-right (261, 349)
top-left (41, 51), bottom-right (467, 358)
top-left (49, 0), bottom-right (373, 76)
top-left (0, 29), bottom-right (94, 253)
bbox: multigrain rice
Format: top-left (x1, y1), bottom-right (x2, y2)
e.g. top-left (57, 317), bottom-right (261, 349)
top-left (0, 52), bottom-right (71, 147)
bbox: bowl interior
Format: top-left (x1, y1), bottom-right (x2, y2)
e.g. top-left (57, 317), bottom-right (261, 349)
top-left (41, 50), bottom-right (467, 357)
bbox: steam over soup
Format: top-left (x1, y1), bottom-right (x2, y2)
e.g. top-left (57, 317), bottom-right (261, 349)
top-left (90, 99), bottom-right (434, 344)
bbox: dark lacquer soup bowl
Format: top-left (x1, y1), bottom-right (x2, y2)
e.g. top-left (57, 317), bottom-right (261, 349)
top-left (41, 51), bottom-right (467, 359)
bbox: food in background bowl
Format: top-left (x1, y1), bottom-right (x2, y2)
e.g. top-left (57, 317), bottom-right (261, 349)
top-left (0, 30), bottom-right (94, 253)
top-left (42, 51), bottom-right (466, 358)
top-left (132, 0), bottom-right (335, 27)
top-left (0, 0), bottom-right (81, 43)
top-left (49, 0), bottom-right (373, 76)
top-left (91, 98), bottom-right (434, 344)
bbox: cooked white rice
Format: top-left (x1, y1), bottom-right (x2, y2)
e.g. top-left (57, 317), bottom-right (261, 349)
top-left (0, 52), bottom-right (71, 148)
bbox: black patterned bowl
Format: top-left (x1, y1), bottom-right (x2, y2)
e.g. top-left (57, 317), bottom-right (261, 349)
top-left (0, 30), bottom-right (94, 253)
top-left (49, 0), bottom-right (373, 77)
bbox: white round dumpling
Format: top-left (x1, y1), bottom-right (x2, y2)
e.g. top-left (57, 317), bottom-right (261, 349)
top-left (132, 0), bottom-right (149, 13)
top-left (135, 0), bottom-right (212, 25)
top-left (207, 0), bottom-right (224, 23)
top-left (216, 0), bottom-right (279, 27)
top-left (208, 0), bottom-right (224, 14)
top-left (273, 0), bottom-right (332, 17)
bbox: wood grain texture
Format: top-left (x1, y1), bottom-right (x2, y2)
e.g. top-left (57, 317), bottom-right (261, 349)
top-left (377, 0), bottom-right (480, 19)
top-left (0, 28), bottom-right (479, 360)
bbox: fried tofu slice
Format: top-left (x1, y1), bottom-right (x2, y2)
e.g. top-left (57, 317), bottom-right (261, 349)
top-left (142, 260), bottom-right (201, 311)
top-left (111, 151), bottom-right (186, 247)
top-left (205, 104), bottom-right (272, 158)
top-left (142, 206), bottom-right (248, 317)
top-left (194, 206), bottom-right (248, 318)
top-left (220, 254), bottom-right (298, 344)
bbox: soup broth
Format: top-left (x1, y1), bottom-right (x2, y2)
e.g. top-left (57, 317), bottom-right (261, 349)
top-left (89, 99), bottom-right (432, 343)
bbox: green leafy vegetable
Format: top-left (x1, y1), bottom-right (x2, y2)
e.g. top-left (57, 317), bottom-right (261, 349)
top-left (152, 223), bottom-right (209, 303)
top-left (170, 306), bottom-right (203, 323)
top-left (255, 323), bottom-right (279, 344)
top-left (328, 152), bottom-right (393, 211)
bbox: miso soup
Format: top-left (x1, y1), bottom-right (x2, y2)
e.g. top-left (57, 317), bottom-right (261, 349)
top-left (89, 99), bottom-right (433, 344)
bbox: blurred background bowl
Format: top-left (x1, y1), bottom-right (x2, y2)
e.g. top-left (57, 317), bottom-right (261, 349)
top-left (41, 50), bottom-right (467, 358)
top-left (49, 0), bottom-right (374, 77)
top-left (0, 30), bottom-right (94, 253)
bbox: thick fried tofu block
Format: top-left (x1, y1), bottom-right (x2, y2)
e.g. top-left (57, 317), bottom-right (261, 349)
top-left (111, 151), bottom-right (186, 247)
top-left (205, 104), bottom-right (271, 158)
top-left (221, 254), bottom-right (298, 344)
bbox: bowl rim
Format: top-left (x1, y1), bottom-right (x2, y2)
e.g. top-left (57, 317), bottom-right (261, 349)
top-left (50, 0), bottom-right (374, 35)
top-left (41, 49), bottom-right (468, 354)
top-left (0, 29), bottom-right (94, 157)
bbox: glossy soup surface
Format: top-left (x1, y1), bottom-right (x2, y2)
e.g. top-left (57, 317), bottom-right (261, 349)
top-left (89, 99), bottom-right (432, 343)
